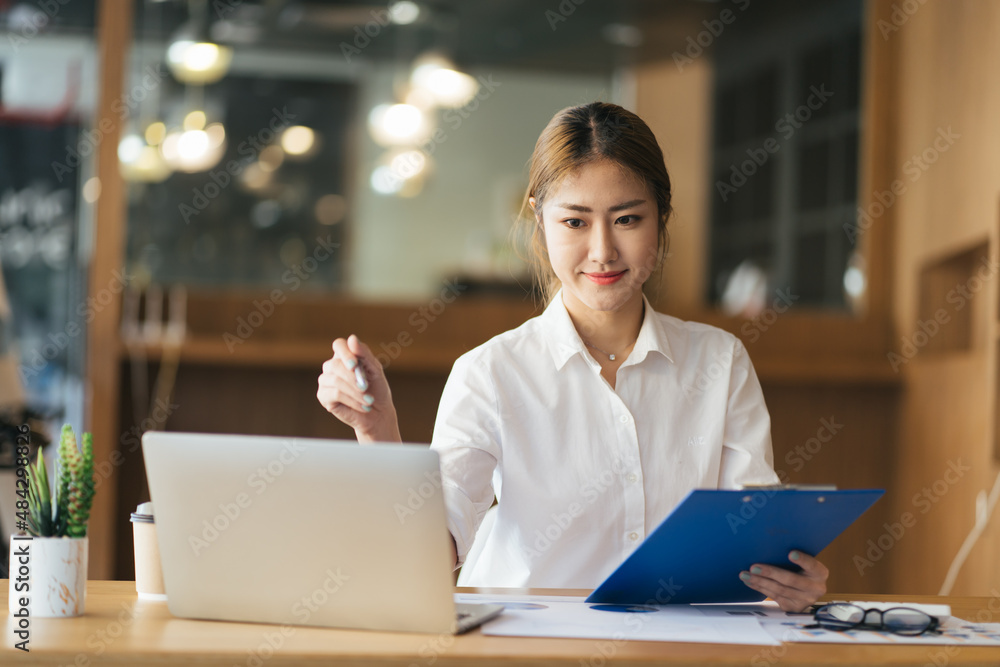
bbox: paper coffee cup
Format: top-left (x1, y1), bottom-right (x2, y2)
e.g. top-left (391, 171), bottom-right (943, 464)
top-left (130, 502), bottom-right (167, 601)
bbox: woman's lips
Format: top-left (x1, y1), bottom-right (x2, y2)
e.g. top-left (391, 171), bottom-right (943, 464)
top-left (584, 271), bottom-right (626, 285)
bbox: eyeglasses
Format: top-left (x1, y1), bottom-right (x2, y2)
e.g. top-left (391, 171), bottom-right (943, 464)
top-left (806, 604), bottom-right (941, 636)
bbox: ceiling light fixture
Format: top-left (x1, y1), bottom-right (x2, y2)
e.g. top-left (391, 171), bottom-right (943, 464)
top-left (367, 103), bottom-right (431, 146)
top-left (166, 0), bottom-right (233, 84)
top-left (389, 1), bottom-right (421, 25)
top-left (160, 121), bottom-right (226, 173)
top-left (410, 53), bottom-right (479, 109)
top-left (281, 125), bottom-right (317, 157)
top-left (118, 131), bottom-right (172, 183)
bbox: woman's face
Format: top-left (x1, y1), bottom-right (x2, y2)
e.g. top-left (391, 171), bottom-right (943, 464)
top-left (535, 160), bottom-right (660, 317)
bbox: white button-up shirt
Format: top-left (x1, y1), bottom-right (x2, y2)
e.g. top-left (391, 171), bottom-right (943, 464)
top-left (430, 290), bottom-right (779, 588)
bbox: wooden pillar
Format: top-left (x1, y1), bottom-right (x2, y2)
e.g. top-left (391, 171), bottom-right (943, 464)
top-left (858, 0), bottom-right (900, 349)
top-left (86, 0), bottom-right (133, 579)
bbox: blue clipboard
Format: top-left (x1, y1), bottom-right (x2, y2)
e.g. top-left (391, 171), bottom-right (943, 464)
top-left (586, 487), bottom-right (884, 605)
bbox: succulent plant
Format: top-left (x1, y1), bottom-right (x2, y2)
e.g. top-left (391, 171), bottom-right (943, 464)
top-left (26, 449), bottom-right (58, 537)
top-left (67, 433), bottom-right (96, 537)
top-left (25, 425), bottom-right (95, 539)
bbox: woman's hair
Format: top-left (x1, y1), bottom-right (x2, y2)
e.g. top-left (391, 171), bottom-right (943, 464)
top-left (518, 102), bottom-right (673, 304)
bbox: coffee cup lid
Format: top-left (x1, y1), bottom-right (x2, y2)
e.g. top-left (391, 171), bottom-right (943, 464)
top-left (130, 501), bottom-right (155, 523)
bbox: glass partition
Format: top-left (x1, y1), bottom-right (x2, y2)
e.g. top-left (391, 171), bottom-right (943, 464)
top-left (113, 0), bottom-right (867, 312)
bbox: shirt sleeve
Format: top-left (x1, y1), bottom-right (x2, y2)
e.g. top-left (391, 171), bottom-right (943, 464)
top-left (718, 338), bottom-right (781, 488)
top-left (429, 351), bottom-right (502, 569)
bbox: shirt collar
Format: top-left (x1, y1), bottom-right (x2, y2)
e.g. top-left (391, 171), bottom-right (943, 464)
top-left (541, 288), bottom-right (675, 371)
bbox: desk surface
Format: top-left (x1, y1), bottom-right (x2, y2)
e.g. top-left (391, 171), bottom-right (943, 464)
top-left (2, 581), bottom-right (999, 666)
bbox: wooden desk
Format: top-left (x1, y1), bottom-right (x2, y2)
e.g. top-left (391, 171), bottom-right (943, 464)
top-left (2, 581), bottom-right (999, 666)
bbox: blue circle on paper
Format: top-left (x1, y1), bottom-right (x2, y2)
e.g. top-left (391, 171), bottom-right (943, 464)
top-left (589, 604), bottom-right (659, 613)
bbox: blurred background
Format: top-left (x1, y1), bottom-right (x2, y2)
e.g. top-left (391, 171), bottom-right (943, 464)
top-left (0, 0), bottom-right (997, 600)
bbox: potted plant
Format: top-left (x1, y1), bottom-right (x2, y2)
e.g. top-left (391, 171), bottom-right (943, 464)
top-left (8, 424), bottom-right (95, 618)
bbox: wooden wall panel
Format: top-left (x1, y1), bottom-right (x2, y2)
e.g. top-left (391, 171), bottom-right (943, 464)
top-left (634, 57), bottom-right (712, 312)
top-left (86, 0), bottom-right (132, 580)
top-left (763, 384), bottom-right (897, 595)
top-left (891, 357), bottom-right (993, 594)
top-left (887, 0), bottom-right (1000, 595)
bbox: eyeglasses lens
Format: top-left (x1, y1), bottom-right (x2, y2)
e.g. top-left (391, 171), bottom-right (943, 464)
top-left (883, 608), bottom-right (932, 635)
top-left (815, 604), bottom-right (865, 628)
top-left (816, 605), bottom-right (932, 635)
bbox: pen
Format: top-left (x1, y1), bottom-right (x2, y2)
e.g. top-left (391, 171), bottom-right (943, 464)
top-left (354, 364), bottom-right (368, 391)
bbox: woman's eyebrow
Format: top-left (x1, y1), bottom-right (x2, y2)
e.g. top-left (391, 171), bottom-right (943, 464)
top-left (609, 199), bottom-right (646, 212)
top-left (554, 199), bottom-right (647, 213)
top-left (554, 202), bottom-right (592, 212)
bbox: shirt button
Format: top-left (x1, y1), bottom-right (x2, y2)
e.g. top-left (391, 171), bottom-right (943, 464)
top-left (629, 532), bottom-right (639, 541)
top-left (619, 415), bottom-right (629, 423)
top-left (627, 473), bottom-right (638, 483)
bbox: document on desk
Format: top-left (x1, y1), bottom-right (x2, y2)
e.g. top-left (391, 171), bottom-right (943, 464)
top-left (456, 593), bottom-right (780, 646)
top-left (695, 600), bottom-right (1000, 646)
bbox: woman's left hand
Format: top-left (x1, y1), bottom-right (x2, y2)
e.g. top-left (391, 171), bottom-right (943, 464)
top-left (739, 550), bottom-right (828, 612)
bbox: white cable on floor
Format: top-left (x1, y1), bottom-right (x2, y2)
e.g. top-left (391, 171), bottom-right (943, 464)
top-left (939, 468), bottom-right (1000, 596)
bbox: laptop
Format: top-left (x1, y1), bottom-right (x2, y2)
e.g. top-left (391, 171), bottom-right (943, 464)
top-left (141, 431), bottom-right (503, 634)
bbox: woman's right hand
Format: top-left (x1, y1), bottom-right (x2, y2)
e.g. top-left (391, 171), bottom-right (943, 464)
top-left (317, 334), bottom-right (402, 443)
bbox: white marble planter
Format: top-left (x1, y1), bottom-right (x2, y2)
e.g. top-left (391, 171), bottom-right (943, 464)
top-left (7, 535), bottom-right (88, 617)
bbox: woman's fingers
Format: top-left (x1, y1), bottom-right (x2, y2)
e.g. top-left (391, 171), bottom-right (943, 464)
top-left (320, 362), bottom-right (369, 409)
top-left (319, 335), bottom-right (401, 443)
top-left (319, 335), bottom-right (388, 417)
top-left (317, 384), bottom-right (368, 415)
top-left (322, 357), bottom-right (370, 392)
top-left (319, 337), bottom-right (376, 418)
top-left (347, 334), bottom-right (378, 367)
top-left (749, 553), bottom-right (827, 588)
top-left (346, 334), bottom-right (387, 395)
top-left (316, 371), bottom-right (367, 412)
top-left (739, 551), bottom-right (828, 613)
top-left (741, 574), bottom-right (813, 612)
top-left (332, 337), bottom-right (358, 371)
top-left (317, 372), bottom-right (372, 410)
top-left (327, 336), bottom-right (378, 394)
top-left (331, 336), bottom-right (381, 386)
top-left (788, 550), bottom-right (829, 582)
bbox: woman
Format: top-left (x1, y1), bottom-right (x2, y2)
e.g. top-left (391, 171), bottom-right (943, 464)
top-left (316, 102), bottom-right (828, 612)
